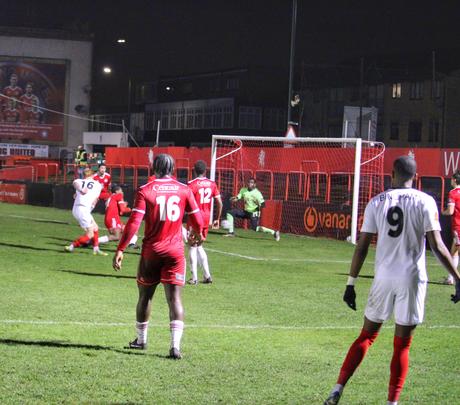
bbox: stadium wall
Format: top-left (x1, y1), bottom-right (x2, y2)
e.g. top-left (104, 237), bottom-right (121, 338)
top-left (0, 33), bottom-right (92, 152)
top-left (106, 146), bottom-right (460, 177)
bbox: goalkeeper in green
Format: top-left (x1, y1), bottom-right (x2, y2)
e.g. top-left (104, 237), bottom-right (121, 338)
top-left (224, 178), bottom-right (280, 241)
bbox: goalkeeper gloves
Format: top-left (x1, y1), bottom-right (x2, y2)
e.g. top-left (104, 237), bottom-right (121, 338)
top-left (343, 285), bottom-right (356, 311)
top-left (451, 280), bottom-right (460, 303)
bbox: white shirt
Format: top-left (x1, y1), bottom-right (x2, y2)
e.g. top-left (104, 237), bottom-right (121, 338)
top-left (73, 178), bottom-right (102, 209)
top-left (361, 188), bottom-right (441, 281)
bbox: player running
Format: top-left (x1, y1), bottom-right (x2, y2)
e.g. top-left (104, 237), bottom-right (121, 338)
top-left (112, 154), bottom-right (204, 359)
top-left (441, 170), bottom-right (460, 285)
top-left (323, 156), bottom-right (460, 405)
top-left (65, 168), bottom-right (107, 256)
top-left (187, 160), bottom-right (223, 285)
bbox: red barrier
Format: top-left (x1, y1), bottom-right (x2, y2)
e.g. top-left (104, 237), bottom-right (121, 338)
top-left (107, 164), bottom-right (123, 185)
top-left (135, 165), bottom-right (150, 188)
top-left (47, 163), bottom-right (59, 183)
top-left (35, 163), bottom-right (48, 182)
top-left (0, 165), bottom-right (34, 181)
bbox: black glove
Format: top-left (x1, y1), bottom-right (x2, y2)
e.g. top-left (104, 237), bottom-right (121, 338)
top-left (343, 285), bottom-right (356, 311)
top-left (451, 280), bottom-right (460, 304)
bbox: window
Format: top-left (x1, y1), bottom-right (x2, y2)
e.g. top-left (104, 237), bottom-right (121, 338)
top-left (263, 108), bottom-right (286, 131)
top-left (225, 78), bottom-right (239, 90)
top-left (409, 82), bottom-right (424, 100)
top-left (429, 120), bottom-right (439, 143)
top-left (390, 122), bottom-right (399, 140)
top-left (239, 106), bottom-right (262, 129)
top-left (432, 80), bottom-right (442, 99)
top-left (408, 121), bottom-right (422, 142)
top-left (392, 83), bottom-right (402, 99)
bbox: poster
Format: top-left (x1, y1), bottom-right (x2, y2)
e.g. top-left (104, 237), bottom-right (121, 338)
top-left (0, 56), bottom-right (68, 143)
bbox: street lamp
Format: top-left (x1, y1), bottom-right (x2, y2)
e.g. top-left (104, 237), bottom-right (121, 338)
top-left (117, 38), bottom-right (126, 44)
top-left (102, 66), bottom-right (112, 74)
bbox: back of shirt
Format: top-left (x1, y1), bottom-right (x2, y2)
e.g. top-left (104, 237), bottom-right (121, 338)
top-left (133, 178), bottom-right (200, 254)
top-left (361, 188), bottom-right (441, 281)
top-left (188, 177), bottom-right (220, 221)
top-left (447, 187), bottom-right (460, 230)
top-left (73, 178), bottom-right (102, 209)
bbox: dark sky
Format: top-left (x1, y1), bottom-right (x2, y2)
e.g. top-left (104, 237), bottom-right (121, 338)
top-left (2, 0), bottom-right (460, 110)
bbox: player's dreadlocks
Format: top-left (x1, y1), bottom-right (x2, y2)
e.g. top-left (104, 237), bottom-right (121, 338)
top-left (194, 160), bottom-right (207, 176)
top-left (153, 153), bottom-right (175, 178)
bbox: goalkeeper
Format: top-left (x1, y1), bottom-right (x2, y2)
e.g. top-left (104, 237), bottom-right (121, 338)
top-left (224, 178), bottom-right (280, 241)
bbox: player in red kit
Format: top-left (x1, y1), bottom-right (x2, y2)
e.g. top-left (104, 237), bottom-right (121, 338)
top-left (112, 154), bottom-right (204, 359)
top-left (2, 73), bottom-right (23, 108)
top-left (2, 99), bottom-right (20, 123)
top-left (442, 171), bottom-right (460, 284)
top-left (92, 164), bottom-right (111, 200)
top-left (187, 160), bottom-right (222, 285)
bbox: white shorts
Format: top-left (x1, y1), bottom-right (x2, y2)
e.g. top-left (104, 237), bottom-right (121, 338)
top-left (364, 278), bottom-right (427, 326)
top-left (72, 205), bottom-right (95, 229)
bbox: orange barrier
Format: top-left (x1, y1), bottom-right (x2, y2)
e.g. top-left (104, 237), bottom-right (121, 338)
top-left (35, 163), bottom-right (48, 182)
top-left (0, 165), bottom-right (34, 181)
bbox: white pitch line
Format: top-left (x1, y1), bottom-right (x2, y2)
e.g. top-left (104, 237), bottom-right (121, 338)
top-left (6, 214), bottom-right (70, 225)
top-left (0, 319), bottom-right (458, 330)
top-left (205, 248), bottom-right (352, 263)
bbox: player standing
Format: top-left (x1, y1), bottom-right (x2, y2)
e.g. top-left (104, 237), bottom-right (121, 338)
top-left (92, 164), bottom-right (112, 201)
top-left (441, 171), bottom-right (460, 285)
top-left (323, 156), bottom-right (460, 405)
top-left (224, 178), bottom-right (280, 241)
top-left (2, 73), bottom-right (23, 108)
top-left (187, 160), bottom-right (223, 285)
top-left (112, 154), bottom-right (204, 359)
top-left (65, 168), bottom-right (107, 256)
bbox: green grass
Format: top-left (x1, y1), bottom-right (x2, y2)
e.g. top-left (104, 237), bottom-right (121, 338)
top-left (0, 202), bottom-right (459, 404)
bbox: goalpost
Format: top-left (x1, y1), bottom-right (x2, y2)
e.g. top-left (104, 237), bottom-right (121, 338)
top-left (210, 135), bottom-right (385, 244)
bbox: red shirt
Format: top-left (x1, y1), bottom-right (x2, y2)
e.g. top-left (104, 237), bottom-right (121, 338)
top-left (448, 187), bottom-right (460, 230)
top-left (3, 86), bottom-right (23, 104)
top-left (117, 177), bottom-right (203, 253)
top-left (188, 177), bottom-right (220, 224)
top-left (105, 193), bottom-right (124, 221)
top-left (93, 172), bottom-right (111, 198)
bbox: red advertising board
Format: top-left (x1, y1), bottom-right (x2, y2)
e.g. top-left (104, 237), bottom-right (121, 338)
top-left (0, 56), bottom-right (68, 143)
top-left (0, 183), bottom-right (26, 204)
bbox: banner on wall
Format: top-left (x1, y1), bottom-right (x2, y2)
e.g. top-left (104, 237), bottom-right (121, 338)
top-left (0, 56), bottom-right (68, 143)
top-left (0, 142), bottom-right (49, 157)
top-left (0, 183), bottom-right (26, 204)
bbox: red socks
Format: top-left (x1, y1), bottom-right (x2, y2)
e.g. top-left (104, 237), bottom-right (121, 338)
top-left (337, 329), bottom-right (379, 385)
top-left (92, 230), bottom-right (99, 248)
top-left (388, 335), bottom-right (413, 402)
top-left (72, 234), bottom-right (90, 247)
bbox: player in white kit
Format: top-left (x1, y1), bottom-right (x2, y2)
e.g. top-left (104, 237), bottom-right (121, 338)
top-left (324, 156), bottom-right (460, 405)
top-left (65, 168), bottom-right (107, 256)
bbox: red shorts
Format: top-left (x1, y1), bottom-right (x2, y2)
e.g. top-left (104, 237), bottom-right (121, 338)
top-left (105, 216), bottom-right (122, 231)
top-left (137, 249), bottom-right (185, 286)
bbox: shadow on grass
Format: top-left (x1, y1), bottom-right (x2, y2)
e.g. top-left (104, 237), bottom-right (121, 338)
top-left (0, 338), bottom-right (168, 358)
top-left (60, 269), bottom-right (135, 280)
top-left (337, 273), bottom-right (451, 286)
top-left (0, 242), bottom-right (62, 253)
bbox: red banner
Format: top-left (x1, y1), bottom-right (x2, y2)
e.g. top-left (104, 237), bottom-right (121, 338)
top-left (0, 183), bottom-right (26, 204)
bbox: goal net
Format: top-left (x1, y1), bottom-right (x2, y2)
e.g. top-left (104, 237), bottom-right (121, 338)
top-left (210, 135), bottom-right (385, 243)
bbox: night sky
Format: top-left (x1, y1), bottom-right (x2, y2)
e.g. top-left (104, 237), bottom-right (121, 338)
top-left (2, 0), bottom-right (460, 110)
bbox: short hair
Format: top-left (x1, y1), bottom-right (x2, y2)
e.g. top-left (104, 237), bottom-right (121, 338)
top-left (248, 177), bottom-right (256, 183)
top-left (393, 156), bottom-right (417, 181)
top-left (83, 168), bottom-right (93, 177)
top-left (153, 153), bottom-right (175, 177)
top-left (194, 160), bottom-right (207, 175)
top-left (111, 184), bottom-right (122, 193)
top-left (452, 171), bottom-right (460, 184)
top-left (98, 163), bottom-right (106, 168)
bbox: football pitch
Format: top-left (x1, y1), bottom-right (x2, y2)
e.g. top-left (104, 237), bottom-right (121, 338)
top-left (0, 203), bottom-right (459, 404)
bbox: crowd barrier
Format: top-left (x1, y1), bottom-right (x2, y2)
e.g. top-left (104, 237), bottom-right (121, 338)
top-left (0, 162), bottom-right (450, 211)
